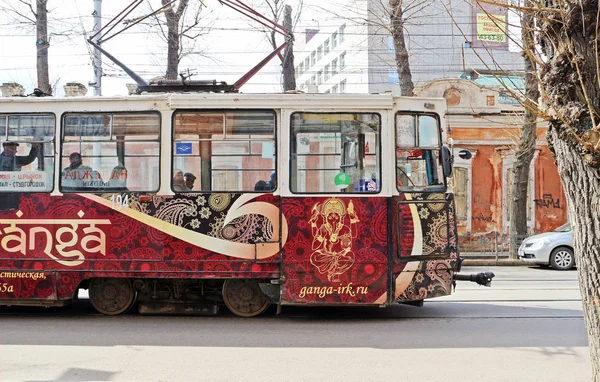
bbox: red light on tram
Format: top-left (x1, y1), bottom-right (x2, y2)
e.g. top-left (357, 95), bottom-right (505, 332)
top-left (139, 195), bottom-right (152, 203)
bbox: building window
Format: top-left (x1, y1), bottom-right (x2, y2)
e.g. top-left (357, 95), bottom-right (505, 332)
top-left (311, 75), bottom-right (316, 85)
top-left (311, 51), bottom-right (316, 66)
top-left (332, 84), bottom-right (338, 93)
top-left (304, 57), bottom-right (310, 70)
top-left (317, 45), bottom-right (323, 61)
top-left (340, 79), bottom-right (347, 93)
top-left (332, 58), bottom-right (338, 75)
top-left (324, 65), bottom-right (330, 81)
top-left (339, 24), bottom-right (345, 43)
top-left (502, 153), bottom-right (536, 231)
top-left (454, 167), bottom-right (468, 220)
top-left (340, 52), bottom-right (346, 70)
top-left (173, 110), bottom-right (275, 192)
top-left (299, 62), bottom-right (304, 75)
top-left (317, 70), bottom-right (323, 85)
top-left (332, 32), bottom-right (338, 49)
top-left (324, 38), bottom-right (330, 55)
top-left (290, 112), bottom-right (381, 193)
top-left (295, 66), bottom-right (298, 79)
top-left (452, 148), bottom-right (476, 232)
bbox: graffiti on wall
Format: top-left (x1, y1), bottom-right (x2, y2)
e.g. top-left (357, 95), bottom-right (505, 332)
top-left (534, 193), bottom-right (561, 209)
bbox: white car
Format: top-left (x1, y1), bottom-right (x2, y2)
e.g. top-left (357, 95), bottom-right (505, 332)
top-left (518, 223), bottom-right (575, 270)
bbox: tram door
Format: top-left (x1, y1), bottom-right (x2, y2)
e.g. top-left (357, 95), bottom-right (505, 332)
top-left (391, 112), bottom-right (456, 301)
top-left (280, 111), bottom-right (389, 305)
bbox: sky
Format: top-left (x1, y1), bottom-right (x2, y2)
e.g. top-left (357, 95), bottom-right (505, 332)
top-left (0, 0), bottom-right (318, 96)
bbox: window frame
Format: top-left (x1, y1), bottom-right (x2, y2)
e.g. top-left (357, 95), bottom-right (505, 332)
top-left (502, 152), bottom-right (537, 231)
top-left (0, 112), bottom-right (56, 194)
top-left (395, 111), bottom-right (446, 193)
top-left (289, 111), bottom-right (382, 195)
top-left (59, 110), bottom-right (162, 194)
top-left (171, 109), bottom-right (277, 193)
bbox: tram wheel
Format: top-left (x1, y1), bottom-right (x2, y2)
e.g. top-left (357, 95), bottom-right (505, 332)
top-left (89, 278), bottom-right (136, 316)
top-left (222, 279), bottom-right (270, 317)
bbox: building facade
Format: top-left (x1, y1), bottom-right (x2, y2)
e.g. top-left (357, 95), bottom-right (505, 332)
top-left (295, 0), bottom-right (524, 94)
top-left (416, 79), bottom-right (567, 248)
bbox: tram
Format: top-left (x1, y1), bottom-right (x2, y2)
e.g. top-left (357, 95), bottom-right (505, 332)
top-left (0, 92), bottom-right (492, 316)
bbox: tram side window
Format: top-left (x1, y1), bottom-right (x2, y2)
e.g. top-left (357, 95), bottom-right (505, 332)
top-left (172, 111), bottom-right (276, 192)
top-left (0, 114), bottom-right (55, 193)
top-left (290, 112), bottom-right (381, 193)
top-left (396, 114), bottom-right (444, 191)
top-left (61, 113), bottom-right (160, 192)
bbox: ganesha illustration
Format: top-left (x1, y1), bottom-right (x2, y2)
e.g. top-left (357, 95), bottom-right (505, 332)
top-left (309, 198), bottom-right (359, 282)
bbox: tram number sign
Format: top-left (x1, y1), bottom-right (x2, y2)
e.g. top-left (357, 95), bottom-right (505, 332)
top-left (110, 194), bottom-right (129, 210)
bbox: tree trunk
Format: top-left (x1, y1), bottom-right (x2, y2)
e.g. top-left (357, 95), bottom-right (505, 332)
top-left (36, 0), bottom-right (50, 94)
top-left (389, 0), bottom-right (413, 96)
top-left (549, 128), bottom-right (600, 378)
top-left (163, 0), bottom-right (188, 80)
top-left (281, 5), bottom-right (296, 91)
top-left (537, 1), bottom-right (600, 377)
top-left (508, 2), bottom-right (539, 257)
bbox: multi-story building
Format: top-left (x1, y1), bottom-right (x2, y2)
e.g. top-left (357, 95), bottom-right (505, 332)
top-left (295, 0), bottom-right (524, 94)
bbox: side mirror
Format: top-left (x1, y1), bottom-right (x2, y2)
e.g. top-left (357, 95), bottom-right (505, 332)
top-left (440, 145), bottom-right (453, 178)
top-left (458, 149), bottom-right (472, 160)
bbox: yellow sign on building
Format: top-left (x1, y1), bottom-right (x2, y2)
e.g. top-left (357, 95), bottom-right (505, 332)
top-left (476, 13), bottom-right (507, 43)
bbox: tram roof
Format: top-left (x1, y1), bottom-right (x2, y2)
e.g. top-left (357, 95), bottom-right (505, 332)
top-left (0, 92), bottom-right (446, 114)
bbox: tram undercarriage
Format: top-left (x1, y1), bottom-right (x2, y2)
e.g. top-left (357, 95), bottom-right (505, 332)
top-left (84, 277), bottom-right (272, 317)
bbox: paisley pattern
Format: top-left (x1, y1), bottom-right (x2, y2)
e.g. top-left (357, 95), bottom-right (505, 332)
top-left (1, 191), bottom-right (459, 305)
top-left (395, 193), bottom-right (459, 301)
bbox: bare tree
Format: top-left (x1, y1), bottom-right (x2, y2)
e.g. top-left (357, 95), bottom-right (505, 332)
top-left (508, 0), bottom-right (540, 256)
top-left (494, 0), bottom-right (600, 377)
top-left (141, 0), bottom-right (212, 81)
top-left (389, 0), bottom-right (414, 96)
top-left (0, 0), bottom-right (51, 93)
top-left (255, 0), bottom-right (303, 91)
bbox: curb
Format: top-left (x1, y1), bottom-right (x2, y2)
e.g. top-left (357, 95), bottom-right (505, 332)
top-left (461, 258), bottom-right (528, 266)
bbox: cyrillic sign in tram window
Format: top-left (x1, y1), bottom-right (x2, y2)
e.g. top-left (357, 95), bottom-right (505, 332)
top-left (0, 114), bottom-right (55, 193)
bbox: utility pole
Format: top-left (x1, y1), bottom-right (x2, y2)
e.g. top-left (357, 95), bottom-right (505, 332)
top-left (91, 0), bottom-right (102, 96)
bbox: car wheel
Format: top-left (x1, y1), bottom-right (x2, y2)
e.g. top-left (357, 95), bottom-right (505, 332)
top-left (550, 247), bottom-right (574, 270)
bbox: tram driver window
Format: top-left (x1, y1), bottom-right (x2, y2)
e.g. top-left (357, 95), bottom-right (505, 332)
top-left (172, 111), bottom-right (276, 192)
top-left (290, 112), bottom-right (381, 194)
top-left (0, 114), bottom-right (55, 195)
top-left (396, 114), bottom-right (444, 191)
top-left (60, 113), bottom-right (160, 193)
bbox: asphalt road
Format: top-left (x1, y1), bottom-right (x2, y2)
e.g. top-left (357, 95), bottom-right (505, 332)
top-left (0, 266), bottom-right (591, 381)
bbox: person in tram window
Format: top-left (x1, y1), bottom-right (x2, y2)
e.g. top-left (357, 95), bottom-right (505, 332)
top-left (183, 172), bottom-right (196, 190)
top-left (61, 152), bottom-right (93, 189)
top-left (266, 172), bottom-right (276, 191)
top-left (0, 141), bottom-right (41, 171)
top-left (172, 169), bottom-right (187, 192)
top-left (0, 141), bottom-right (41, 211)
top-left (108, 165), bottom-right (128, 190)
top-left (254, 180), bottom-right (269, 191)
